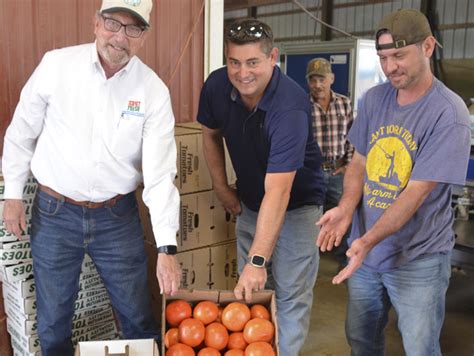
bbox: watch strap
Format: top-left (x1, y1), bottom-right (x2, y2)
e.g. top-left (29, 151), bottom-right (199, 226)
top-left (157, 245), bottom-right (178, 255)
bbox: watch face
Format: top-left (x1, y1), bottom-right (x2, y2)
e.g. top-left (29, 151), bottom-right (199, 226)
top-left (251, 255), bottom-right (265, 267)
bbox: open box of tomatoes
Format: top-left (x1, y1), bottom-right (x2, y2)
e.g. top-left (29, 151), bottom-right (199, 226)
top-left (162, 289), bottom-right (279, 356)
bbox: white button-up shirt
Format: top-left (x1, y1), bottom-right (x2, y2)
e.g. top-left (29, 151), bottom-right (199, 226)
top-left (3, 43), bottom-right (179, 246)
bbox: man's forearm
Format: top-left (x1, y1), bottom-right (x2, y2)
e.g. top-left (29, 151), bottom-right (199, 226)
top-left (361, 180), bottom-right (437, 248)
top-left (202, 127), bottom-right (229, 189)
top-left (338, 153), bottom-right (365, 215)
top-left (248, 172), bottom-right (295, 260)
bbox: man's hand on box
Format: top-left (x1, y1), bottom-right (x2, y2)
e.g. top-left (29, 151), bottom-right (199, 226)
top-left (3, 199), bottom-right (26, 240)
top-left (156, 254), bottom-right (181, 296)
top-left (234, 264), bottom-right (267, 303)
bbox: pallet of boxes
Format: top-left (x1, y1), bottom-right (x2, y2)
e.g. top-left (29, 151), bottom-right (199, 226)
top-left (0, 176), bottom-right (119, 356)
top-left (139, 122), bottom-right (238, 320)
top-left (138, 123), bottom-right (279, 355)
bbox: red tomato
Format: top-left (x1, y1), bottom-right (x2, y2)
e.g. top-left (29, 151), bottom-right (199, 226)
top-left (216, 306), bottom-right (224, 323)
top-left (228, 332), bottom-right (248, 350)
top-left (166, 300), bottom-right (193, 327)
top-left (221, 302), bottom-right (251, 332)
top-left (193, 301), bottom-right (219, 325)
top-left (225, 349), bottom-right (245, 356)
top-left (245, 342), bottom-right (275, 356)
top-left (204, 322), bottom-right (229, 350)
top-left (165, 342), bottom-right (195, 356)
top-left (165, 327), bottom-right (179, 348)
top-left (197, 347), bottom-right (220, 356)
top-left (250, 304), bottom-right (270, 320)
top-left (178, 318), bottom-right (206, 348)
top-left (243, 318), bottom-right (274, 343)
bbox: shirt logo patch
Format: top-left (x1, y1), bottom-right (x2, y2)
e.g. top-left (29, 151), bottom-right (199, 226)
top-left (121, 100), bottom-right (144, 119)
top-left (127, 100), bottom-right (141, 112)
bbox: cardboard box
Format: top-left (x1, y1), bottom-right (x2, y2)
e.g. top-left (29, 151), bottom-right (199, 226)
top-left (3, 291), bottom-right (36, 315)
top-left (6, 311), bottom-right (37, 336)
top-left (175, 127), bottom-right (212, 194)
top-left (71, 307), bottom-right (114, 331)
top-left (0, 223), bottom-right (31, 243)
top-left (176, 247), bottom-right (211, 290)
top-left (74, 339), bottom-right (159, 356)
top-left (2, 278), bottom-right (35, 299)
top-left (138, 188), bottom-right (232, 249)
top-left (0, 248), bottom-right (33, 266)
top-left (5, 304), bottom-right (35, 323)
top-left (74, 290), bottom-right (110, 312)
top-left (10, 335), bottom-right (39, 356)
top-left (209, 240), bottom-right (238, 290)
top-left (161, 289), bottom-right (279, 356)
top-left (7, 319), bottom-right (40, 353)
top-left (175, 122), bottom-right (237, 186)
top-left (78, 273), bottom-right (105, 291)
top-left (72, 305), bottom-right (112, 323)
top-left (1, 240), bottom-right (31, 250)
top-left (1, 261), bottom-right (33, 283)
top-left (71, 320), bottom-right (117, 340)
top-left (178, 190), bottom-right (230, 251)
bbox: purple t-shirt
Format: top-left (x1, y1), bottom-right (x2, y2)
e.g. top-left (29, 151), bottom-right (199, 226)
top-left (348, 78), bottom-right (471, 271)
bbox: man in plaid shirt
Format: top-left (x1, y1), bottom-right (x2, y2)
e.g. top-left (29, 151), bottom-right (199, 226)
top-left (307, 57), bottom-right (354, 265)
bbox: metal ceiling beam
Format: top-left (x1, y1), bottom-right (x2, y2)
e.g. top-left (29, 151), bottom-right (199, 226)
top-left (320, 0), bottom-right (333, 41)
top-left (224, 0), bottom-right (290, 11)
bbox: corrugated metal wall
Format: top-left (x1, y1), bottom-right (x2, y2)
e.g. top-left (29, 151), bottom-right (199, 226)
top-left (0, 0), bottom-right (204, 152)
top-left (224, 0), bottom-right (474, 59)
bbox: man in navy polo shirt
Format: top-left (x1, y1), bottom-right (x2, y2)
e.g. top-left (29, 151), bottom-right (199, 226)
top-left (197, 18), bottom-right (325, 356)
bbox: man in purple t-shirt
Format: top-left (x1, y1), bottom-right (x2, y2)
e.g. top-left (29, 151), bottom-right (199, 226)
top-left (316, 9), bottom-right (470, 356)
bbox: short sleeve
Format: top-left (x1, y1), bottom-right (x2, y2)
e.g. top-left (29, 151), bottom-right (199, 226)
top-left (411, 123), bottom-right (471, 185)
top-left (197, 78), bottom-right (220, 129)
top-left (267, 110), bottom-right (308, 173)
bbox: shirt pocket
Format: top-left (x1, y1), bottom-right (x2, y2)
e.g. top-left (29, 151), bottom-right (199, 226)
top-left (111, 113), bottom-right (145, 158)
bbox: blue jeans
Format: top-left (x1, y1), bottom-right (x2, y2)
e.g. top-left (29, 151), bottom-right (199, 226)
top-left (322, 170), bottom-right (348, 265)
top-left (236, 203), bottom-right (322, 356)
top-left (31, 189), bottom-right (158, 356)
top-left (346, 252), bottom-right (451, 356)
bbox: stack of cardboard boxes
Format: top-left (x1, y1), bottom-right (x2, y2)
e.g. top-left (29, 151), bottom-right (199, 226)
top-left (0, 177), bottom-right (119, 355)
top-left (139, 123), bottom-right (239, 320)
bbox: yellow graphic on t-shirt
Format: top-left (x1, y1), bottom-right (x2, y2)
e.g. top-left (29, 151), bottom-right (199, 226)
top-left (366, 137), bottom-right (412, 191)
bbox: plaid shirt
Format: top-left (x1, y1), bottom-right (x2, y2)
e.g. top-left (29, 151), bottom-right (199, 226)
top-left (310, 91), bottom-right (355, 164)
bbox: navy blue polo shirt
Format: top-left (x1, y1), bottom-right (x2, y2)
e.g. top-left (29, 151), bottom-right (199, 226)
top-left (197, 66), bottom-right (325, 212)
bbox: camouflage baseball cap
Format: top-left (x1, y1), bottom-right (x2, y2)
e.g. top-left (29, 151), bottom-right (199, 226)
top-left (375, 8), bottom-right (442, 50)
top-left (306, 58), bottom-right (332, 78)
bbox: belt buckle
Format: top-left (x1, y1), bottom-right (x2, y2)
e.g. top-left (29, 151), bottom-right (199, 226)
top-left (322, 161), bottom-right (335, 172)
top-left (84, 201), bottom-right (95, 208)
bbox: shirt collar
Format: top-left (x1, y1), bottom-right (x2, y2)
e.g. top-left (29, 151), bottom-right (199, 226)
top-left (310, 90), bottom-right (336, 104)
top-left (229, 66), bottom-right (281, 112)
top-left (91, 41), bottom-right (136, 78)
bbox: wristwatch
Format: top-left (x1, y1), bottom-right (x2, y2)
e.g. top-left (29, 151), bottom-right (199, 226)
top-left (248, 254), bottom-right (267, 268)
top-left (157, 245), bottom-right (178, 255)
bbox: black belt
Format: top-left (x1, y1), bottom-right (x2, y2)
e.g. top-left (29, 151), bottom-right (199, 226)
top-left (321, 158), bottom-right (345, 171)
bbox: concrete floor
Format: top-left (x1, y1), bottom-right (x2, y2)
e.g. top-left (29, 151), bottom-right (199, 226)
top-left (301, 254), bottom-right (474, 356)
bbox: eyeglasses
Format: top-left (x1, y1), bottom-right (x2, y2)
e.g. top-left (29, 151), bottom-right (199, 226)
top-left (228, 23), bottom-right (271, 40)
top-left (101, 15), bottom-right (146, 38)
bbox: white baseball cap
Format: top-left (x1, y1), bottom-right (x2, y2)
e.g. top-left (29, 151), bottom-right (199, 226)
top-left (101, 0), bottom-right (153, 27)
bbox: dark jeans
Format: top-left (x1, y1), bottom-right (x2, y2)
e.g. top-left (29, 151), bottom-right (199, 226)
top-left (322, 170), bottom-right (349, 265)
top-left (31, 189), bottom-right (158, 356)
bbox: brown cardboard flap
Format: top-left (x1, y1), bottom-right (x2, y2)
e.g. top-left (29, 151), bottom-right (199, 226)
top-left (74, 339), bottom-right (158, 356)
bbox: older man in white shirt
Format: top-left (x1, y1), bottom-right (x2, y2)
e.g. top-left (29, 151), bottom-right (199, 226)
top-left (2, 1), bottom-right (180, 355)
